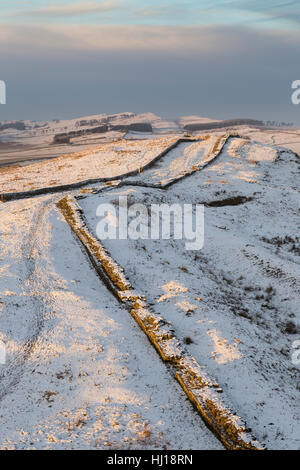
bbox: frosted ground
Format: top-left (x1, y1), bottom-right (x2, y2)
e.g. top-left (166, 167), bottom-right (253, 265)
top-left (79, 137), bottom-right (300, 449)
top-left (0, 116), bottom-right (299, 450)
top-left (0, 195), bottom-right (222, 449)
top-left (1, 112), bottom-right (300, 166)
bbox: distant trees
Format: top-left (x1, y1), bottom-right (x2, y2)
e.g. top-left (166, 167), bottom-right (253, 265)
top-left (53, 134), bottom-right (71, 144)
top-left (0, 121), bottom-right (26, 131)
top-left (264, 121), bottom-right (294, 128)
top-left (184, 119), bottom-right (264, 131)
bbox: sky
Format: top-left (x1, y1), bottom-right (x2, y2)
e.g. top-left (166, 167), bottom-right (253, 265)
top-left (0, 0), bottom-right (300, 123)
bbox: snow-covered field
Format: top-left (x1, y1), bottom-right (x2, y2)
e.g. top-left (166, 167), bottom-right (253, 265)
top-left (0, 137), bottom-right (178, 194)
top-left (0, 123), bottom-right (299, 450)
top-left (0, 195), bottom-right (222, 450)
top-left (78, 137), bottom-right (300, 449)
top-left (1, 112), bottom-right (299, 168)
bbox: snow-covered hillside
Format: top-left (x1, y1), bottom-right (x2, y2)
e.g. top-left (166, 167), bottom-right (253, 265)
top-left (1, 112), bottom-right (299, 169)
top-left (78, 136), bottom-right (300, 449)
top-left (0, 127), bottom-right (299, 450)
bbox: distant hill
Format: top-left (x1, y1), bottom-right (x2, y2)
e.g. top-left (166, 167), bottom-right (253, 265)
top-left (0, 112), bottom-right (267, 146)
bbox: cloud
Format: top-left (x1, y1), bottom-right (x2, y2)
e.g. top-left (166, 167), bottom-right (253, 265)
top-left (134, 8), bottom-right (168, 19)
top-left (132, 0), bottom-right (300, 29)
top-left (1, 22), bottom-right (299, 124)
top-left (133, 0), bottom-right (300, 28)
top-left (13, 1), bottom-right (121, 18)
top-left (204, 0), bottom-right (300, 26)
top-left (134, 4), bottom-right (188, 20)
top-left (0, 23), bottom-right (249, 55)
top-left (2, 0), bottom-right (299, 32)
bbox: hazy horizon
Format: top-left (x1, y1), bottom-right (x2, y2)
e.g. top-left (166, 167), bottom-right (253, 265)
top-left (1, 1), bottom-right (300, 124)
